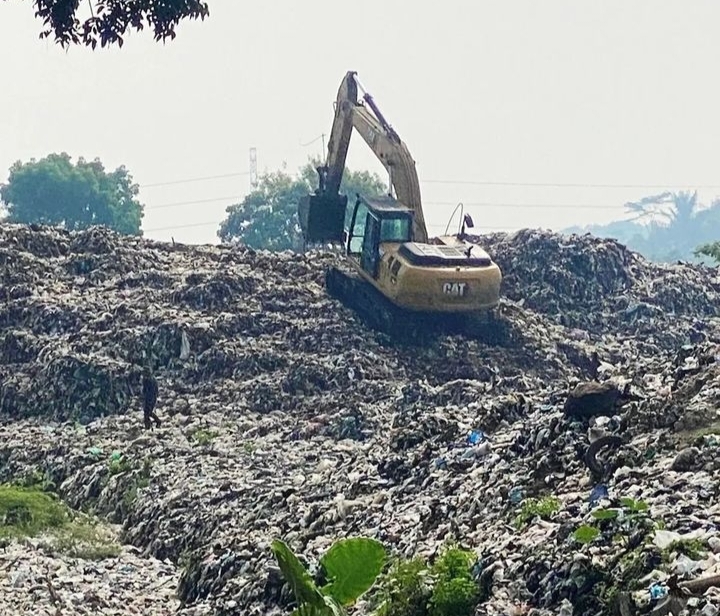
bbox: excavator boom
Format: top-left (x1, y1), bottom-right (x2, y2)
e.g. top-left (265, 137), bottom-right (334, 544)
top-left (299, 71), bottom-right (428, 244)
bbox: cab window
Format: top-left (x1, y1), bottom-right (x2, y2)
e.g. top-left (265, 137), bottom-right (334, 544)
top-left (380, 216), bottom-right (412, 242)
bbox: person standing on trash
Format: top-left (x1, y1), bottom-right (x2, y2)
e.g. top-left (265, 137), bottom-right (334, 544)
top-left (142, 365), bottom-right (161, 429)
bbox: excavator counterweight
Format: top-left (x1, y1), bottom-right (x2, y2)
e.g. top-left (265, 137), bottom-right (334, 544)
top-left (299, 71), bottom-right (506, 344)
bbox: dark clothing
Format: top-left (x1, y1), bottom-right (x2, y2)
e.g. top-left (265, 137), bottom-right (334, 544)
top-left (142, 373), bottom-right (161, 429)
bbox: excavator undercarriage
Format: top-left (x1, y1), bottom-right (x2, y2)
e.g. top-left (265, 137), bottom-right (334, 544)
top-left (324, 263), bottom-right (509, 345)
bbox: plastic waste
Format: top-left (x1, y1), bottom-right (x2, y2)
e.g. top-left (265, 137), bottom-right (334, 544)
top-left (509, 486), bottom-right (524, 504)
top-left (589, 484), bottom-right (608, 506)
top-left (467, 430), bottom-right (485, 445)
top-left (558, 598), bottom-right (573, 616)
top-left (649, 583), bottom-right (667, 600)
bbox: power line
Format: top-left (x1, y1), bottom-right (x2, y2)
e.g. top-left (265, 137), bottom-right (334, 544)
top-left (425, 201), bottom-right (624, 210)
top-left (143, 220), bottom-right (514, 234)
top-left (422, 179), bottom-right (720, 189)
top-left (140, 172), bottom-right (251, 188)
top-left (144, 221), bottom-right (222, 232)
top-left (137, 170), bottom-right (720, 191)
top-left (145, 195), bottom-right (244, 210)
top-left (143, 195), bottom-right (630, 212)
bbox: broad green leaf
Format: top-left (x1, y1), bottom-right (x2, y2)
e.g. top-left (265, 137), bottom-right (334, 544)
top-left (319, 537), bottom-right (387, 605)
top-left (291, 602), bottom-right (343, 616)
top-left (620, 497), bottom-right (648, 512)
top-left (271, 540), bottom-right (324, 608)
top-left (291, 606), bottom-right (324, 616)
top-left (322, 595), bottom-right (346, 616)
top-left (573, 525), bottom-right (600, 544)
top-left (592, 508), bottom-right (619, 520)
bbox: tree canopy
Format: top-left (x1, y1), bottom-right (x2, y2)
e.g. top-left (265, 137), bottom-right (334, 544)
top-left (0, 152), bottom-right (144, 235)
top-left (564, 190), bottom-right (720, 264)
top-left (217, 162), bottom-right (387, 252)
top-left (10, 0), bottom-right (209, 48)
top-left (696, 241), bottom-right (720, 264)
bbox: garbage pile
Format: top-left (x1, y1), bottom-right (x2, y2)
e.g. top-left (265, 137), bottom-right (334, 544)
top-left (1, 221), bottom-right (720, 616)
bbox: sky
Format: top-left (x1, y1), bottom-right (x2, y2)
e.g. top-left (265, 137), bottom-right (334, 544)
top-left (1, 1), bottom-right (719, 245)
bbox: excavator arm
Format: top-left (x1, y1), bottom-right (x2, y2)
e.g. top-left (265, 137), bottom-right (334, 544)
top-left (299, 71), bottom-right (429, 245)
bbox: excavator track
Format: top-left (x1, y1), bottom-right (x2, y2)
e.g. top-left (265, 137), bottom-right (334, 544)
top-left (325, 266), bottom-right (510, 346)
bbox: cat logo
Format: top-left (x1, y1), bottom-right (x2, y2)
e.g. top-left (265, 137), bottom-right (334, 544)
top-left (442, 282), bottom-right (467, 297)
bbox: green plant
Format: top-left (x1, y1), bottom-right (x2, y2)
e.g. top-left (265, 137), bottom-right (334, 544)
top-left (573, 525), bottom-right (601, 544)
top-left (663, 538), bottom-right (707, 562)
top-left (573, 497), bottom-right (653, 545)
top-left (48, 516), bottom-right (121, 560)
top-left (374, 557), bottom-right (430, 616)
top-left (0, 484), bottom-right (120, 559)
top-left (107, 453), bottom-right (133, 475)
top-left (0, 485), bottom-right (68, 537)
top-left (428, 546), bottom-right (479, 616)
top-left (191, 428), bottom-right (217, 446)
top-left (271, 537), bottom-right (387, 615)
top-left (514, 496), bottom-right (561, 529)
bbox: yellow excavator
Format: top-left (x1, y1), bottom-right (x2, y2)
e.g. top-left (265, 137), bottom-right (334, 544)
top-left (298, 71), bottom-right (505, 342)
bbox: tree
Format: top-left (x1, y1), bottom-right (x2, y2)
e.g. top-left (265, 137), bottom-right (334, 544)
top-left (7, 0), bottom-right (209, 49)
top-left (0, 152), bottom-right (144, 235)
top-left (696, 241), bottom-right (720, 264)
top-left (564, 191), bottom-right (720, 263)
top-left (217, 161), bottom-right (387, 251)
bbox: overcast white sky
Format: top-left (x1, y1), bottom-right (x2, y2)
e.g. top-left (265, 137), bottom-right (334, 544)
top-left (1, 1), bottom-right (719, 244)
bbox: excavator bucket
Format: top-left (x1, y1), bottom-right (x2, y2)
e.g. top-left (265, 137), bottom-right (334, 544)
top-left (298, 193), bottom-right (347, 244)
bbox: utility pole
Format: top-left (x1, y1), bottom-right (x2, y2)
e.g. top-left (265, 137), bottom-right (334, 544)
top-left (249, 147), bottom-right (258, 188)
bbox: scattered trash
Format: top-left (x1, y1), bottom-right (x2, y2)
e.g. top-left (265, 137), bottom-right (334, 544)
top-left (508, 486), bottom-right (524, 504)
top-left (467, 430), bottom-right (486, 445)
top-left (650, 583), bottom-right (668, 600)
top-left (1, 223), bottom-right (720, 615)
top-left (589, 484), bottom-right (609, 506)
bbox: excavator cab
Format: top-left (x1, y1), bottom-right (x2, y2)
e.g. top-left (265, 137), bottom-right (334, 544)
top-left (344, 194), bottom-right (413, 277)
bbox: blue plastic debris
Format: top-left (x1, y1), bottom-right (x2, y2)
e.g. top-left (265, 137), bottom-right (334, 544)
top-left (467, 430), bottom-right (485, 445)
top-left (589, 484), bottom-right (609, 506)
top-left (509, 486), bottom-right (524, 504)
top-left (649, 583), bottom-right (667, 600)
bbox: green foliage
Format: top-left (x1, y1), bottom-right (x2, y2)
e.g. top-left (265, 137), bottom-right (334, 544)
top-left (375, 558), bottom-right (430, 616)
top-left (0, 485), bottom-right (68, 537)
top-left (271, 537), bottom-right (386, 616)
top-left (218, 161), bottom-right (386, 251)
top-left (14, 0), bottom-right (209, 49)
top-left (271, 540), bottom-right (326, 609)
top-left (108, 452), bottom-right (133, 475)
top-left (574, 497), bottom-right (654, 548)
top-left (0, 484), bottom-right (119, 559)
top-left (374, 545), bottom-right (479, 616)
top-left (663, 538), bottom-right (707, 562)
top-left (428, 546), bottom-right (479, 616)
top-left (320, 538), bottom-right (387, 605)
top-left (573, 525), bottom-right (601, 544)
top-left (0, 152), bottom-right (143, 235)
top-left (695, 241), bottom-right (720, 264)
top-left (514, 496), bottom-right (561, 528)
top-left (190, 428), bottom-right (217, 446)
top-left (564, 192), bottom-right (720, 264)
top-left (49, 517), bottom-right (121, 560)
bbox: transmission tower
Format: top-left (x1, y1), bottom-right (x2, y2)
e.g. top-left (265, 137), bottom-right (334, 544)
top-left (249, 147), bottom-right (258, 188)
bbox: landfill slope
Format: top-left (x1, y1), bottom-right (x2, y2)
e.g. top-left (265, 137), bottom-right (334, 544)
top-left (1, 222), bottom-right (720, 616)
